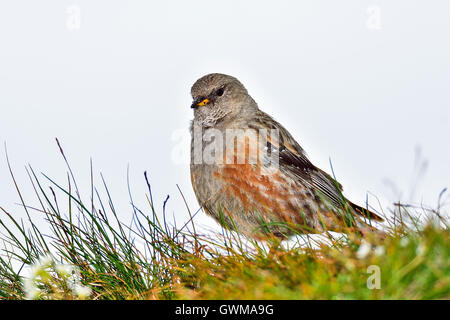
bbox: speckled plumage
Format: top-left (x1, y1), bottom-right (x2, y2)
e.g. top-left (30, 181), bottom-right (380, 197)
top-left (189, 73), bottom-right (383, 239)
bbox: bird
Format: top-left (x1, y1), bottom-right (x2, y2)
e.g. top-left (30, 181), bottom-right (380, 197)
top-left (189, 73), bottom-right (383, 239)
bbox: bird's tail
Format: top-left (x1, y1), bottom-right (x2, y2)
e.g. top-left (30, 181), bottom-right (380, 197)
top-left (348, 201), bottom-right (384, 222)
top-left (347, 201), bottom-right (386, 238)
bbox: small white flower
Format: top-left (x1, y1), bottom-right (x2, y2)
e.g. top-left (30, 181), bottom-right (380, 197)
top-left (29, 265), bottom-right (41, 278)
top-left (55, 264), bottom-right (74, 277)
top-left (23, 278), bottom-right (40, 300)
top-left (374, 245), bottom-right (385, 256)
top-left (416, 243), bottom-right (426, 256)
top-left (23, 277), bottom-right (34, 292)
top-left (73, 284), bottom-right (92, 299)
top-left (38, 255), bottom-right (53, 268)
top-left (356, 240), bottom-right (372, 259)
top-left (25, 286), bottom-right (41, 300)
top-left (400, 237), bottom-right (409, 247)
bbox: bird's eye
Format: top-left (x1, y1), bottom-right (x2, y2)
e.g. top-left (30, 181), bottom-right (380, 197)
top-left (216, 88), bottom-right (224, 96)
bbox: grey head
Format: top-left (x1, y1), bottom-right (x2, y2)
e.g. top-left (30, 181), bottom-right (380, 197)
top-left (190, 73), bottom-right (258, 128)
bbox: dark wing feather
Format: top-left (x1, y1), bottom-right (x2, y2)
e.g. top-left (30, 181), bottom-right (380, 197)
top-left (276, 139), bottom-right (345, 208)
top-left (276, 135), bottom-right (383, 221)
top-left (251, 111), bottom-right (384, 222)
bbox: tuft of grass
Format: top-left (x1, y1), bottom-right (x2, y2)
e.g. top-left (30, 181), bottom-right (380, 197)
top-left (0, 141), bottom-right (449, 300)
top-left (172, 225), bottom-right (449, 299)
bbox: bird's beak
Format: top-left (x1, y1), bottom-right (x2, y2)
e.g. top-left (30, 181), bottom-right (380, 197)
top-left (191, 97), bottom-right (210, 109)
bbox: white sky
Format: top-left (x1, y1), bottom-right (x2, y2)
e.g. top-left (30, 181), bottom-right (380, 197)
top-left (1, 1), bottom-right (449, 237)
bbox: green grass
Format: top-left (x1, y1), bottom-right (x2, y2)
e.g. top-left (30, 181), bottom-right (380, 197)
top-left (0, 141), bottom-right (449, 300)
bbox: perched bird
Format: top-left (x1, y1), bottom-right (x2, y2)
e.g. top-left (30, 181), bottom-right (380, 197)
top-left (189, 73), bottom-right (383, 239)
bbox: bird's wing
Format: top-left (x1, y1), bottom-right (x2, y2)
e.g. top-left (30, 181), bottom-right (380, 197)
top-left (250, 111), bottom-right (383, 222)
top-left (249, 112), bottom-right (342, 204)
